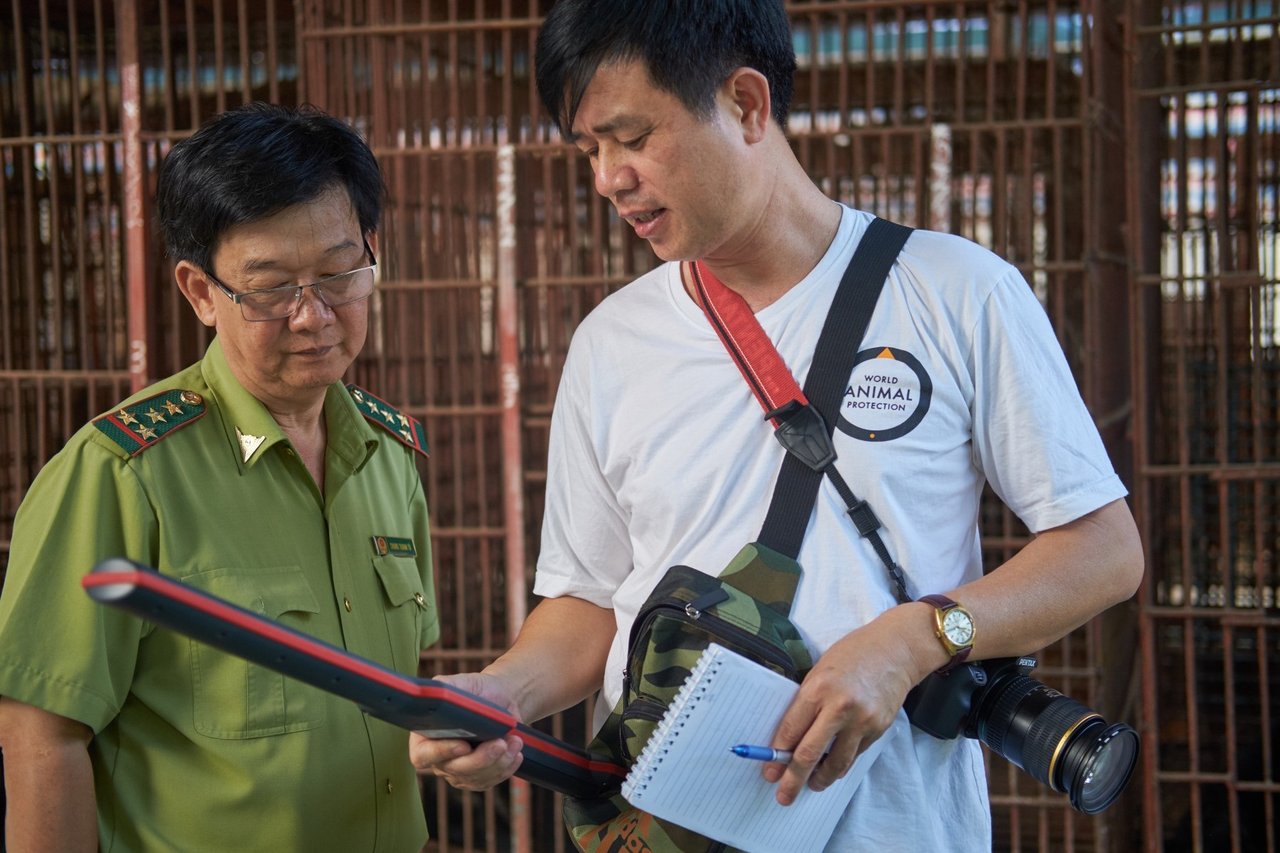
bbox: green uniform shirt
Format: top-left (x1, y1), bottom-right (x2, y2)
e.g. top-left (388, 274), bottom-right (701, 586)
top-left (0, 338), bottom-right (440, 852)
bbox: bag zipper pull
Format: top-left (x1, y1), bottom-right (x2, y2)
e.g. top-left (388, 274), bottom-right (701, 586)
top-left (684, 587), bottom-right (731, 619)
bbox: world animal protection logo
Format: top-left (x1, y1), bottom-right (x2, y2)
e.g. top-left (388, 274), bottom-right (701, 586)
top-left (836, 346), bottom-right (932, 441)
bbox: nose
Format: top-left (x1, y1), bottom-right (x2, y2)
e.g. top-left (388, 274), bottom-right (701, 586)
top-left (288, 284), bottom-right (335, 329)
top-left (593, 148), bottom-right (638, 199)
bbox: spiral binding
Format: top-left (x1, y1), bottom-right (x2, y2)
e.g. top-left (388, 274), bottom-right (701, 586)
top-left (623, 644), bottom-right (727, 795)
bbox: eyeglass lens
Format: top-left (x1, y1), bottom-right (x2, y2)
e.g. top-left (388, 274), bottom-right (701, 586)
top-left (240, 267), bottom-right (376, 321)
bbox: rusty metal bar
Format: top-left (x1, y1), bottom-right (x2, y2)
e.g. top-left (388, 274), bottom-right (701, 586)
top-left (267, 0), bottom-right (280, 103)
top-left (159, 0), bottom-right (174, 129)
top-left (13, 0), bottom-right (37, 376)
top-left (237, 0), bottom-right (251, 103)
top-left (116, 0), bottom-right (150, 390)
top-left (184, 0), bottom-right (199, 125)
top-left (300, 18), bottom-right (544, 38)
top-left (1, 3), bottom-right (19, 371)
top-left (68, 0), bottom-right (89, 367)
top-left (496, 142), bottom-right (532, 853)
top-left (37, 2), bottom-right (64, 369)
top-left (213, 0), bottom-right (226, 115)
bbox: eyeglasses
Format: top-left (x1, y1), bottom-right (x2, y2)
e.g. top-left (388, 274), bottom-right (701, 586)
top-left (205, 238), bottom-right (378, 322)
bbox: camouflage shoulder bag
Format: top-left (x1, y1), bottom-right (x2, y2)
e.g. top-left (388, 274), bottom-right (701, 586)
top-left (564, 219), bottom-right (914, 852)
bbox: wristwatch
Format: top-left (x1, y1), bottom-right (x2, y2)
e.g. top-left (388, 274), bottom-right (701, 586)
top-left (920, 594), bottom-right (975, 673)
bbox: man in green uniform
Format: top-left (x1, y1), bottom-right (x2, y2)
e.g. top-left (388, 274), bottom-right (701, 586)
top-left (0, 103), bottom-right (439, 851)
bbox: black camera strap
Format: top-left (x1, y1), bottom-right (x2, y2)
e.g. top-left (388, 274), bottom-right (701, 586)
top-left (687, 216), bottom-right (914, 604)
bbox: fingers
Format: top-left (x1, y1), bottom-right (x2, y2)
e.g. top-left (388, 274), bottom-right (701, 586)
top-left (409, 732), bottom-right (524, 791)
top-left (408, 731), bottom-right (468, 771)
top-left (763, 693), bottom-right (826, 805)
top-left (809, 726), bottom-right (879, 791)
top-left (772, 722), bottom-right (844, 805)
top-left (406, 670), bottom-right (526, 792)
top-left (764, 669), bottom-right (897, 805)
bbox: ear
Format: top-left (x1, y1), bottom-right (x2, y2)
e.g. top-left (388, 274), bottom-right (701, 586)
top-left (365, 230), bottom-right (379, 262)
top-left (174, 261), bottom-right (219, 328)
top-left (722, 67), bottom-right (772, 145)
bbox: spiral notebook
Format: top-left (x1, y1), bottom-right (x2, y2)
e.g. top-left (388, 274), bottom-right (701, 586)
top-left (621, 643), bottom-right (882, 853)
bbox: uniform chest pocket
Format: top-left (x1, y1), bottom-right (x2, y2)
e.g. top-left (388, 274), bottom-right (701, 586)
top-left (185, 566), bottom-right (328, 739)
top-left (371, 556), bottom-right (428, 673)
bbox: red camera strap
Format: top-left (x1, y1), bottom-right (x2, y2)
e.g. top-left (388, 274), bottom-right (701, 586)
top-left (684, 260), bottom-right (805, 426)
top-left (682, 218), bottom-right (915, 604)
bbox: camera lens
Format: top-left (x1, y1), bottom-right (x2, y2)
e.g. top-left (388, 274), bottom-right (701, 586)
top-left (1062, 720), bottom-right (1140, 814)
top-left (972, 675), bottom-right (1139, 814)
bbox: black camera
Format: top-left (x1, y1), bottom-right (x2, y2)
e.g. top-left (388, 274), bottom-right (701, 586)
top-left (903, 656), bottom-right (1139, 815)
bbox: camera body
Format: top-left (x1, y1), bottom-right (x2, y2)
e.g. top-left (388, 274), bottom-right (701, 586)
top-left (903, 655), bottom-right (1140, 815)
top-left (903, 655), bottom-right (1036, 740)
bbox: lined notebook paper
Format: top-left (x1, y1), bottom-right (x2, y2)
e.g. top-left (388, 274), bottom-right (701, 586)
top-left (621, 643), bottom-right (881, 853)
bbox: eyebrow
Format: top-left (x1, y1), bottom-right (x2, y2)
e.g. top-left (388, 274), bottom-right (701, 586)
top-left (568, 114), bottom-right (649, 144)
top-left (238, 240), bottom-right (361, 276)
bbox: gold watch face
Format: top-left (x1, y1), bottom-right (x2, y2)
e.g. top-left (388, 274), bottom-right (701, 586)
top-left (942, 608), bottom-right (974, 646)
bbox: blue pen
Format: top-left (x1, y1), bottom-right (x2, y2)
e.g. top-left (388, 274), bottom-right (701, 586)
top-left (729, 744), bottom-right (793, 763)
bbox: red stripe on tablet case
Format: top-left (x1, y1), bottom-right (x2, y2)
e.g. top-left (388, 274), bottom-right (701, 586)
top-left (82, 559), bottom-right (625, 796)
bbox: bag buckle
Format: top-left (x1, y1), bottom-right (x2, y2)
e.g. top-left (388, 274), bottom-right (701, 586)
top-left (765, 400), bottom-right (836, 472)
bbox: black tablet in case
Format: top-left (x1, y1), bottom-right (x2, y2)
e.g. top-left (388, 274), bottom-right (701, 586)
top-left (83, 557), bottom-right (624, 798)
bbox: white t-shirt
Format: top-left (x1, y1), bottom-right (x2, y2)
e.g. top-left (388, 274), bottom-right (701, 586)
top-left (534, 205), bottom-right (1127, 850)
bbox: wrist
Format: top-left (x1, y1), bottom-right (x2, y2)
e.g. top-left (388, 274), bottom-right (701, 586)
top-left (891, 601), bottom-right (955, 684)
top-left (477, 660), bottom-right (530, 722)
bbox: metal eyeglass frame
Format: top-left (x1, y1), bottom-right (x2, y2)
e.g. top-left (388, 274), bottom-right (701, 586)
top-left (203, 237), bottom-right (378, 322)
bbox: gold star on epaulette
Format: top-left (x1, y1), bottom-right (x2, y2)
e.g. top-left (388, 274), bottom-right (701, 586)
top-left (94, 389), bottom-right (207, 457)
top-left (346, 383), bottom-right (429, 459)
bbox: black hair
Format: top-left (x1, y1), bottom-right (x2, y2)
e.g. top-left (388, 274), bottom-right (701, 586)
top-left (155, 102), bottom-right (385, 272)
top-left (535, 0), bottom-right (796, 137)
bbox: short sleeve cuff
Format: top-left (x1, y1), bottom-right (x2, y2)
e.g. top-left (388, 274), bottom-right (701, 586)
top-left (1019, 476), bottom-right (1129, 534)
top-left (531, 572), bottom-right (616, 609)
top-left (0, 660), bottom-right (120, 734)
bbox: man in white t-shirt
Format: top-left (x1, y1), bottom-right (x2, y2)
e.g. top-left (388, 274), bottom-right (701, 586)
top-left (411, 0), bottom-right (1144, 848)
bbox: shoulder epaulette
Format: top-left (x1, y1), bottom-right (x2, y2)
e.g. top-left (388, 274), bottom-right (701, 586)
top-left (93, 389), bottom-right (207, 457)
top-left (347, 384), bottom-right (429, 457)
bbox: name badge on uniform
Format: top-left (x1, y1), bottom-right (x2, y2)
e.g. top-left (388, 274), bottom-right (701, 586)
top-left (371, 536), bottom-right (416, 558)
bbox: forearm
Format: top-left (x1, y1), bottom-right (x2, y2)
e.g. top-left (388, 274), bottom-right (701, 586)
top-left (768, 499), bottom-right (1144, 802)
top-left (0, 700), bottom-right (98, 851)
top-left (481, 595), bottom-right (615, 722)
top-left (896, 498), bottom-right (1145, 684)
